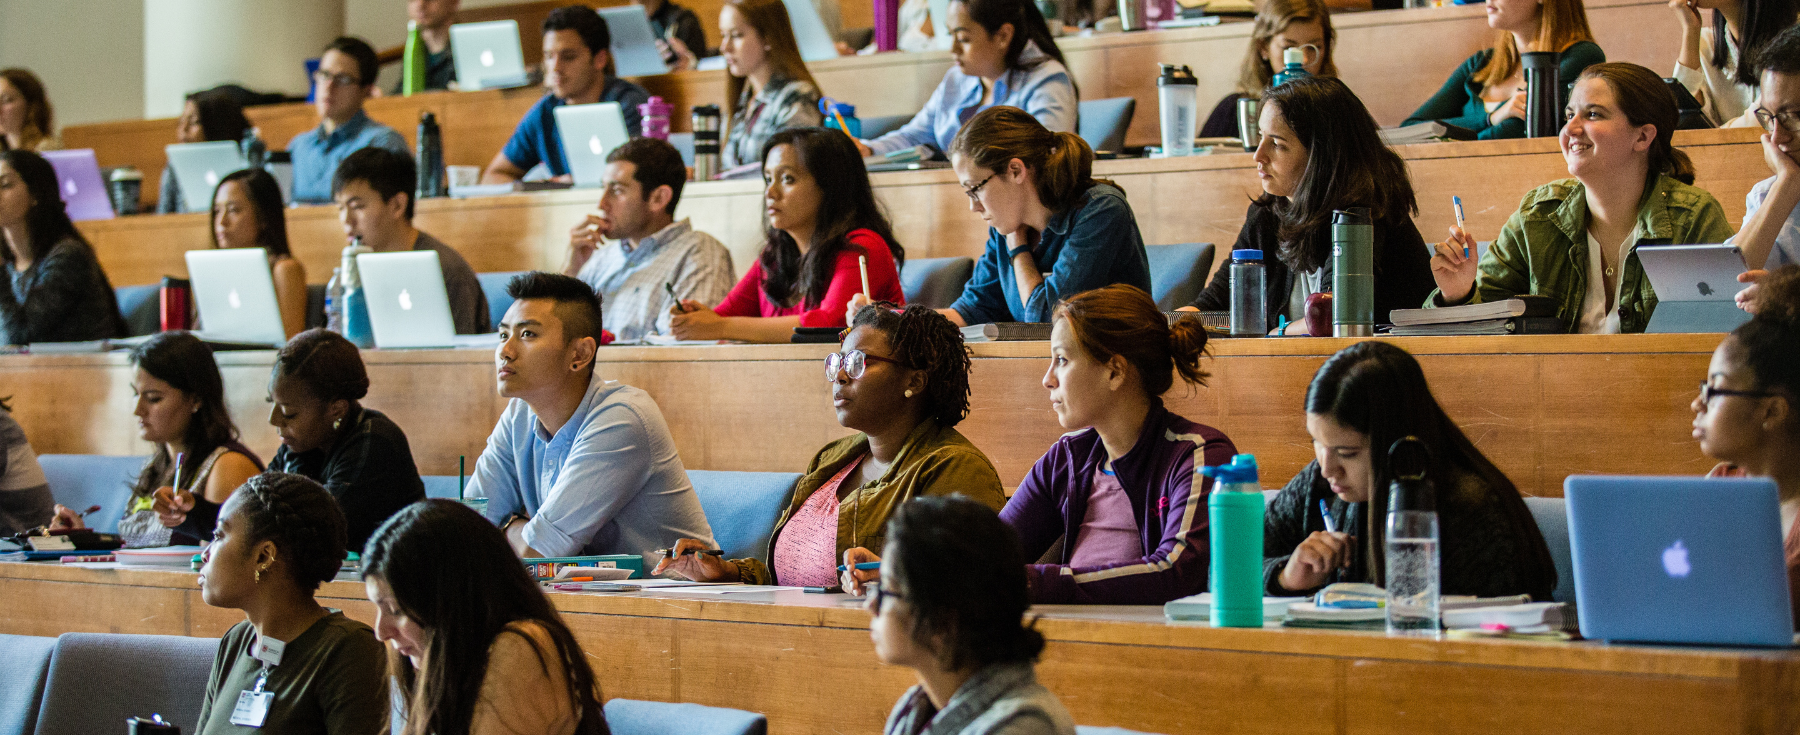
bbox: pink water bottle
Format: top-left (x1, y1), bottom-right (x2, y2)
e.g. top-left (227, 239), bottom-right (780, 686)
top-left (873, 0), bottom-right (900, 51)
top-left (639, 96), bottom-right (673, 141)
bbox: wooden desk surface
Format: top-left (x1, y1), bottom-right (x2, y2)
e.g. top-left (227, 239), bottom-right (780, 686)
top-left (2, 562), bottom-right (1794, 734)
top-left (1, 333), bottom-right (1723, 498)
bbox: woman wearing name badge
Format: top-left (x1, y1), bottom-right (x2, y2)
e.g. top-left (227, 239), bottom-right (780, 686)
top-left (1667, 0), bottom-right (1799, 128)
top-left (265, 329), bottom-right (426, 550)
top-left (0, 69), bottom-right (59, 152)
top-left (1177, 77), bottom-right (1434, 332)
top-left (48, 331), bottom-right (263, 547)
top-left (0, 149), bottom-right (127, 345)
top-left (1262, 341), bottom-right (1558, 600)
top-left (669, 128), bottom-right (905, 342)
top-left (210, 168), bottom-right (307, 339)
top-left (1691, 265), bottom-right (1800, 628)
top-left (364, 500), bottom-right (609, 735)
top-left (1426, 62), bottom-right (1735, 333)
top-left (158, 90), bottom-right (252, 214)
top-left (720, 0), bottom-right (825, 169)
top-left (193, 473), bottom-right (388, 735)
top-left (869, 496), bottom-right (1076, 735)
top-left (1402, 0), bottom-right (1604, 140)
top-left (1198, 0), bottom-right (1337, 141)
top-left (857, 0), bottom-right (1075, 159)
top-left (656, 304), bottom-right (1005, 587)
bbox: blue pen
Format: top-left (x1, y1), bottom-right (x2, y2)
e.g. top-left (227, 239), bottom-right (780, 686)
top-left (1319, 499), bottom-right (1337, 533)
top-left (1452, 196), bottom-right (1469, 257)
top-left (1276, 314), bottom-right (1288, 335)
top-left (836, 561), bottom-right (881, 572)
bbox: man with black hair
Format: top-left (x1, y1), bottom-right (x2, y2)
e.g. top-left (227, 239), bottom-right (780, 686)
top-left (563, 138), bottom-right (733, 342)
top-left (1733, 26), bottom-right (1800, 311)
top-left (332, 147), bottom-right (488, 333)
top-left (481, 6), bottom-right (653, 184)
top-left (468, 271), bottom-right (715, 559)
top-left (290, 36), bottom-right (409, 204)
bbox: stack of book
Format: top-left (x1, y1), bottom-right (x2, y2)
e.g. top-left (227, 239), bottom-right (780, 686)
top-left (1387, 296), bottom-right (1564, 336)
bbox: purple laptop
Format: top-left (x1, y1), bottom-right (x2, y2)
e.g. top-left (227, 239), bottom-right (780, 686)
top-left (41, 149), bottom-right (115, 221)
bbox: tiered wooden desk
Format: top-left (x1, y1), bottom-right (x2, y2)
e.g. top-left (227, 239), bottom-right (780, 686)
top-left (0, 334), bottom-right (1723, 497)
top-left (1, 563), bottom-right (1795, 734)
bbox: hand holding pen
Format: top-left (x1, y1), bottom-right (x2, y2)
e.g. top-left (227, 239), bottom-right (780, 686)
top-left (839, 547), bottom-right (881, 595)
top-left (1275, 499), bottom-right (1354, 593)
top-left (1428, 196), bottom-right (1482, 305)
top-left (652, 538), bottom-right (736, 581)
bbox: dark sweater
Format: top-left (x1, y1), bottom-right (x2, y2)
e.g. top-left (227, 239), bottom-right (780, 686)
top-left (1199, 92), bottom-right (1245, 140)
top-left (1402, 41), bottom-right (1606, 140)
top-left (268, 407), bottom-right (426, 550)
top-left (0, 236), bottom-right (126, 345)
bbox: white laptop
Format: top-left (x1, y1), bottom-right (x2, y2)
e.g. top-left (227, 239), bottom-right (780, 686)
top-left (356, 251), bottom-right (497, 349)
top-left (165, 142), bottom-right (248, 214)
top-left (782, 0), bottom-right (840, 61)
top-left (450, 20), bottom-right (530, 90)
top-left (554, 102), bottom-right (632, 188)
top-left (184, 248), bottom-right (286, 346)
top-left (595, 6), bottom-right (670, 78)
top-left (1637, 243), bottom-right (1753, 333)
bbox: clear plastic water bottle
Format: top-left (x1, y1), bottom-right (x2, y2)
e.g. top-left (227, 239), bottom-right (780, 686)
top-left (1201, 453), bottom-right (1265, 628)
top-left (1384, 437), bottom-right (1441, 637)
top-left (324, 267), bottom-right (344, 334)
top-left (1229, 249), bottom-right (1267, 337)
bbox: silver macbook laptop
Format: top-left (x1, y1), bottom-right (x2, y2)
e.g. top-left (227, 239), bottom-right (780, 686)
top-left (356, 251), bottom-right (496, 349)
top-left (41, 149), bottom-right (113, 221)
top-left (554, 102), bottom-right (631, 188)
top-left (595, 6), bottom-right (670, 78)
top-left (782, 0), bottom-right (840, 62)
top-left (184, 248), bottom-right (285, 346)
top-left (1638, 243), bottom-right (1753, 333)
top-left (1566, 475), bottom-right (1794, 647)
top-left (450, 20), bottom-right (529, 90)
top-left (165, 142), bottom-right (248, 214)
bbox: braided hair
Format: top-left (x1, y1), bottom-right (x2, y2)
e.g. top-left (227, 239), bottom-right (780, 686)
top-left (271, 328), bottom-right (370, 404)
top-left (850, 303), bottom-right (972, 428)
top-left (224, 472), bottom-right (349, 591)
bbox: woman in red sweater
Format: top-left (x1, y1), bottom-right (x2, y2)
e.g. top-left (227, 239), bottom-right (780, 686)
top-left (669, 127), bottom-right (906, 342)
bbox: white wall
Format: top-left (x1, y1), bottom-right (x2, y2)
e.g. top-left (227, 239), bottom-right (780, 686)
top-left (142, 0), bottom-right (345, 118)
top-left (0, 0), bottom-right (146, 129)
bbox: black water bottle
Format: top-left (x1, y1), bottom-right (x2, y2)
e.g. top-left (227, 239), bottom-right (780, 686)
top-left (1522, 51), bottom-right (1562, 139)
top-left (416, 111), bottom-right (446, 199)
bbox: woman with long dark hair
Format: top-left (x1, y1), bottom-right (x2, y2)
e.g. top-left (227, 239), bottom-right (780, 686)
top-left (158, 89), bottom-right (252, 213)
top-left (1668, 0), bottom-right (1800, 127)
top-left (364, 499), bottom-right (609, 735)
top-left (211, 168), bottom-right (306, 338)
top-left (1264, 341), bottom-right (1557, 601)
top-left (670, 127), bottom-right (906, 342)
top-left (1181, 77), bottom-right (1434, 331)
top-left (719, 0), bottom-right (823, 169)
top-left (1403, 0), bottom-right (1603, 139)
top-left (0, 149), bottom-right (126, 345)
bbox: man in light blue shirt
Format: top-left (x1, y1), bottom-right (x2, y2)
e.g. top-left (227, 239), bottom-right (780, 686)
top-left (1726, 27), bottom-right (1800, 311)
top-left (288, 36), bottom-right (409, 204)
top-left (469, 272), bottom-right (714, 559)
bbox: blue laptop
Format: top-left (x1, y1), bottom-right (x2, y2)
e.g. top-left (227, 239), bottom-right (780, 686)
top-left (1566, 475), bottom-right (1794, 647)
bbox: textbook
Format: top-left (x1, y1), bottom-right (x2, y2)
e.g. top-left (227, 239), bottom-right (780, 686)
top-left (961, 322), bottom-right (1052, 342)
top-left (1379, 121), bottom-right (1478, 146)
top-left (1385, 316), bottom-right (1566, 336)
top-left (1389, 295), bottom-right (1559, 326)
top-left (1441, 602), bottom-right (1569, 633)
top-left (1164, 593), bottom-right (1306, 621)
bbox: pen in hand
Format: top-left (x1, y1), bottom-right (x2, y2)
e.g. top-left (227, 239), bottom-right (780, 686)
top-left (661, 547), bottom-right (724, 558)
top-left (1319, 499), bottom-right (1337, 534)
top-left (666, 282), bottom-right (693, 314)
top-left (1452, 196), bottom-right (1469, 258)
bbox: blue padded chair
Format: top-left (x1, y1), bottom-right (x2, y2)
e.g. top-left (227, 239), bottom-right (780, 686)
top-left (899, 257), bottom-right (974, 310)
top-left (477, 271), bottom-right (529, 329)
top-left (115, 285), bottom-right (162, 337)
top-left (859, 114), bottom-right (913, 141)
top-left (604, 699), bottom-right (767, 735)
top-left (36, 455), bottom-right (147, 535)
top-left (421, 476), bottom-right (464, 500)
top-left (687, 470), bottom-right (801, 563)
top-left (1144, 243), bottom-right (1215, 311)
top-left (1077, 97), bottom-right (1137, 154)
top-left (0, 634), bottom-right (56, 735)
top-left (1523, 496), bottom-right (1575, 604)
top-left (33, 633), bottom-right (220, 735)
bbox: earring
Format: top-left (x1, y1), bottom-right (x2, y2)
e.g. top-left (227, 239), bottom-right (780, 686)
top-left (332, 418), bottom-right (343, 431)
top-left (904, 389), bottom-right (914, 398)
top-left (254, 567), bottom-right (264, 584)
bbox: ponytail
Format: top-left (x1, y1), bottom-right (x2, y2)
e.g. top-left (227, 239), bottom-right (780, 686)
top-left (1052, 284), bottom-right (1210, 397)
top-left (951, 106), bottom-right (1112, 214)
top-left (1667, 148), bottom-right (1696, 185)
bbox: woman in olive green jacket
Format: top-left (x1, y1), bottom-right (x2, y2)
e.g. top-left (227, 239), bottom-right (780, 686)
top-left (1426, 62), bottom-right (1734, 333)
top-left (656, 304), bottom-right (1005, 586)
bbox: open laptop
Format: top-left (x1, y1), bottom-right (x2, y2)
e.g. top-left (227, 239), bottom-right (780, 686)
top-left (595, 6), bottom-right (670, 78)
top-left (782, 0), bottom-right (840, 61)
top-left (184, 248), bottom-right (286, 346)
top-left (356, 251), bottom-right (497, 349)
top-left (554, 102), bottom-right (631, 187)
top-left (41, 149), bottom-right (113, 221)
top-left (1637, 243), bottom-right (1753, 333)
top-left (1565, 475), bottom-right (1794, 647)
top-left (165, 141), bottom-right (248, 214)
top-left (450, 20), bottom-right (530, 90)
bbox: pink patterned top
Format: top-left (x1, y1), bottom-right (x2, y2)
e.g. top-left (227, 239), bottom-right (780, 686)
top-left (772, 455), bottom-right (863, 587)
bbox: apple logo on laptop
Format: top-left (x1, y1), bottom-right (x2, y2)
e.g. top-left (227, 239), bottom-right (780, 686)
top-left (227, 288), bottom-right (242, 309)
top-left (1662, 539), bottom-right (1691, 578)
top-left (480, 50), bottom-right (496, 67)
top-left (1697, 281), bottom-right (1714, 297)
top-left (398, 289), bottom-right (413, 311)
top-left (589, 135), bottom-right (603, 156)
top-left (63, 179), bottom-right (77, 197)
top-left (204, 170), bottom-right (219, 188)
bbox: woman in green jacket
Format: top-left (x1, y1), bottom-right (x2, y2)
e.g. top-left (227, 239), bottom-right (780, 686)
top-left (1427, 62), bottom-right (1735, 333)
top-left (656, 303), bottom-right (1005, 586)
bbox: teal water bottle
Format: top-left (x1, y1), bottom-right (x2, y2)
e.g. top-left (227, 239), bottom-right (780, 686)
top-left (1271, 47), bottom-right (1310, 87)
top-left (1202, 453), bottom-right (1265, 628)
top-left (341, 240), bottom-right (374, 349)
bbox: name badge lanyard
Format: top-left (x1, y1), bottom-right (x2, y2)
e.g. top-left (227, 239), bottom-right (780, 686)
top-left (229, 634), bottom-right (285, 728)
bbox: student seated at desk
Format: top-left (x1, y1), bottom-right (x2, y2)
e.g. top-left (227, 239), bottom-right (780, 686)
top-left (1402, 0), bottom-right (1603, 140)
top-left (470, 273), bottom-right (715, 559)
top-left (0, 398), bottom-right (50, 536)
top-left (1265, 341), bottom-right (1557, 600)
top-left (193, 473), bottom-right (387, 735)
top-left (158, 89), bottom-right (251, 214)
top-left (656, 304), bottom-right (1005, 586)
top-left (288, 37), bottom-right (409, 205)
top-left (365, 500), bottom-right (608, 735)
top-left (334, 146), bottom-right (488, 334)
top-left (1666, 0), bottom-right (1795, 128)
top-left (211, 169), bottom-right (306, 339)
top-left (858, 0), bottom-right (1075, 159)
top-left (1198, 0), bottom-right (1337, 141)
top-left (719, 0), bottom-right (824, 169)
top-left (1180, 77), bottom-right (1434, 330)
top-left (869, 497), bottom-right (1076, 735)
top-left (265, 329), bottom-right (427, 551)
top-left (1427, 62), bottom-right (1735, 333)
top-left (0, 150), bottom-right (127, 345)
top-left (1723, 26), bottom-right (1800, 303)
top-left (563, 137), bottom-right (734, 343)
top-left (482, 6), bottom-right (653, 184)
top-left (644, 0), bottom-right (710, 71)
top-left (392, 0), bottom-right (461, 94)
top-left (669, 128), bottom-right (905, 341)
top-left (0, 69), bottom-right (58, 153)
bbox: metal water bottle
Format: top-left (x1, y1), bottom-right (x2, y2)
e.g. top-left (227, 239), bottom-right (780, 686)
top-left (1523, 51), bottom-right (1562, 138)
top-left (416, 112), bottom-right (446, 199)
top-left (1157, 64), bottom-right (1197, 157)
top-left (1331, 207), bottom-right (1374, 337)
top-left (1203, 454), bottom-right (1265, 628)
top-left (691, 104), bottom-right (722, 181)
top-left (1384, 437), bottom-right (1441, 637)
top-left (402, 20), bottom-right (426, 96)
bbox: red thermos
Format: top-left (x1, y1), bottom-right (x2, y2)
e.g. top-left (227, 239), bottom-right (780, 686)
top-left (159, 277), bottom-right (191, 332)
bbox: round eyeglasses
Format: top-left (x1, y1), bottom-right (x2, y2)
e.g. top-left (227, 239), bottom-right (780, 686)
top-left (825, 349), bottom-right (903, 381)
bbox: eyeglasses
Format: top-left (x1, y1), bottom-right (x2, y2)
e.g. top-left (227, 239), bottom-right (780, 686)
top-left (825, 349), bottom-right (903, 381)
top-left (863, 583), bottom-right (904, 613)
top-left (962, 173), bottom-right (997, 202)
top-left (312, 70), bottom-right (364, 88)
top-left (1754, 108), bottom-right (1800, 135)
top-left (1698, 382), bottom-right (1774, 405)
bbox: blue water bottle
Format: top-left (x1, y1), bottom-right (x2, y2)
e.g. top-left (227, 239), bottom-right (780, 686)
top-left (340, 240), bottom-right (374, 349)
top-left (820, 99), bottom-right (861, 138)
top-left (1202, 453), bottom-right (1265, 628)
